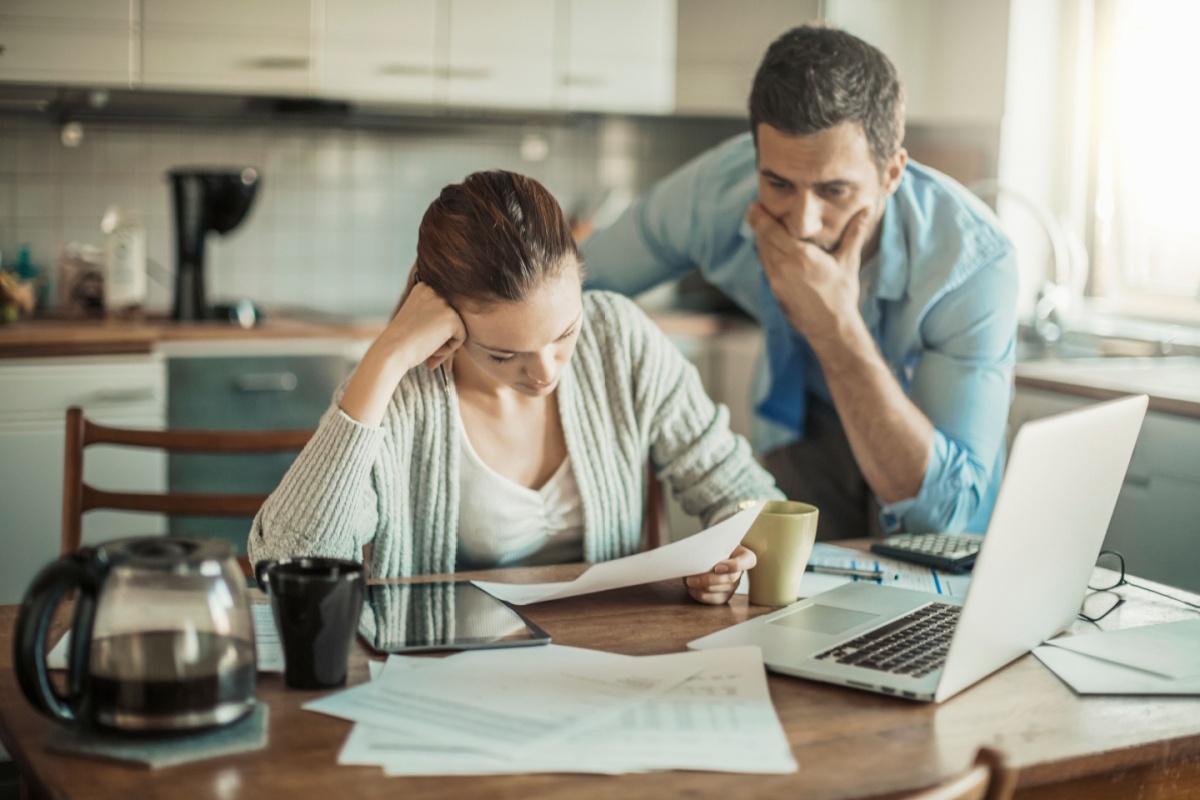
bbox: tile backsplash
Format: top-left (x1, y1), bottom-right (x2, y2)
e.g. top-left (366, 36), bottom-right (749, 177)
top-left (0, 114), bottom-right (744, 319)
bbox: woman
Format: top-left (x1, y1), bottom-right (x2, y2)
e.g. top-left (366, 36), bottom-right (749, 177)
top-left (248, 170), bottom-right (781, 604)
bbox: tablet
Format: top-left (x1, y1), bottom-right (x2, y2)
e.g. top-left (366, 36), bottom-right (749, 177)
top-left (359, 581), bottom-right (551, 653)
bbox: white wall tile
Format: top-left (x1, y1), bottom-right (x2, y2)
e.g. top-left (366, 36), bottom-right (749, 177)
top-left (2, 114), bottom-right (739, 317)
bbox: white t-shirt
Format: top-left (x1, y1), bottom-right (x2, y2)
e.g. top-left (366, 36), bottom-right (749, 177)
top-left (456, 420), bottom-right (585, 570)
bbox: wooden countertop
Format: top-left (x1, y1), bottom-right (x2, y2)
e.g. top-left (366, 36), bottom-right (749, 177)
top-left (1016, 357), bottom-right (1200, 420)
top-left (0, 317), bottom-right (388, 359)
top-left (0, 311), bottom-right (755, 359)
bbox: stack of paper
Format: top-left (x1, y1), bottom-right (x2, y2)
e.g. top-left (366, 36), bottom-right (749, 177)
top-left (305, 645), bottom-right (797, 775)
top-left (1033, 620), bottom-right (1200, 695)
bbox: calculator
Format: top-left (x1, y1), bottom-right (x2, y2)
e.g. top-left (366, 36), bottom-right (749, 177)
top-left (870, 532), bottom-right (985, 573)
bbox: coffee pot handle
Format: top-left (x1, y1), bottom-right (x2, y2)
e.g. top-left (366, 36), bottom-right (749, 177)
top-left (13, 551), bottom-right (105, 725)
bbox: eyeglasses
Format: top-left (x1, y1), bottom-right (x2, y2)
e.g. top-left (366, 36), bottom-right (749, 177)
top-left (1078, 550), bottom-right (1125, 622)
top-left (1077, 549), bottom-right (1200, 624)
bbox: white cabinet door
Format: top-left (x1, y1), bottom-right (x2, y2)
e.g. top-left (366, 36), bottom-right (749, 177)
top-left (1010, 385), bottom-right (1200, 593)
top-left (0, 0), bottom-right (132, 86)
top-left (825, 0), bottom-right (1010, 125)
top-left (141, 0), bottom-right (313, 94)
top-left (561, 0), bottom-right (676, 113)
top-left (321, 0), bottom-right (438, 104)
top-left (674, 0), bottom-right (821, 116)
top-left (443, 0), bottom-right (557, 109)
top-left (0, 356), bottom-right (167, 605)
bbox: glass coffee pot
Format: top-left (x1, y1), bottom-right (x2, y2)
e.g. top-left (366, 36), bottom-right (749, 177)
top-left (15, 537), bottom-right (257, 732)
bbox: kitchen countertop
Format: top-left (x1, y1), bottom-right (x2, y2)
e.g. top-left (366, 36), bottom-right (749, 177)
top-left (1016, 357), bottom-right (1200, 419)
top-left (0, 311), bottom-right (756, 359)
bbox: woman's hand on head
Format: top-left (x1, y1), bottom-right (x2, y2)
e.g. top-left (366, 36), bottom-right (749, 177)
top-left (340, 282), bottom-right (466, 427)
top-left (684, 545), bottom-right (756, 605)
top-left (383, 281), bottom-right (467, 373)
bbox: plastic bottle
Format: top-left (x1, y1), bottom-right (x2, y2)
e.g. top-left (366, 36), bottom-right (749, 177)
top-left (100, 206), bottom-right (147, 314)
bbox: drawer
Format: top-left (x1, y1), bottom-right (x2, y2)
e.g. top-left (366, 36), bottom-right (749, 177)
top-left (0, 356), bottom-right (166, 424)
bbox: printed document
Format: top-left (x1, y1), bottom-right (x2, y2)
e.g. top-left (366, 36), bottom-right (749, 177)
top-left (304, 644), bottom-right (701, 757)
top-left (338, 646), bottom-right (797, 775)
top-left (474, 500), bottom-right (765, 605)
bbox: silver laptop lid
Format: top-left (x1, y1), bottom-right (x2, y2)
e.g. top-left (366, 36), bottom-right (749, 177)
top-left (935, 394), bottom-right (1148, 702)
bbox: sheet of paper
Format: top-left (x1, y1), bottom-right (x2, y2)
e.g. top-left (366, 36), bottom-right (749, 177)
top-left (46, 602), bottom-right (284, 673)
top-left (1044, 620), bottom-right (1200, 679)
top-left (305, 644), bottom-right (701, 758)
top-left (1033, 644), bottom-right (1200, 695)
top-left (340, 646), bottom-right (797, 775)
top-left (473, 500), bottom-right (766, 605)
top-left (734, 542), bottom-right (971, 598)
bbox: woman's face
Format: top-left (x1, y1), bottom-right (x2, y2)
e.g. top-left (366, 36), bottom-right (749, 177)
top-left (456, 259), bottom-right (584, 398)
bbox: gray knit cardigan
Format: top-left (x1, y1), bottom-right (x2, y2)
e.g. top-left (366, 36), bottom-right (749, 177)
top-left (247, 291), bottom-right (782, 578)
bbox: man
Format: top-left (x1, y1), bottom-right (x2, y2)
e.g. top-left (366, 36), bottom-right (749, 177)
top-left (582, 25), bottom-right (1017, 539)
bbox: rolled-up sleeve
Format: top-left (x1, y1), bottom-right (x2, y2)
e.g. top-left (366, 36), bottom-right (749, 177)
top-left (582, 145), bottom-right (722, 295)
top-left (881, 247), bottom-right (1018, 532)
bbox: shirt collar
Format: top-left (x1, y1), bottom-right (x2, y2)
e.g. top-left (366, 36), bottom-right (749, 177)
top-left (871, 191), bottom-right (909, 303)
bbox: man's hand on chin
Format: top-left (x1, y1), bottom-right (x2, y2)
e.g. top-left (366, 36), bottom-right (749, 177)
top-left (746, 203), bottom-right (873, 350)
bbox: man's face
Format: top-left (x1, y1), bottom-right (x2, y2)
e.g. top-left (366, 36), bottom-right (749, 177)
top-left (755, 122), bottom-right (905, 257)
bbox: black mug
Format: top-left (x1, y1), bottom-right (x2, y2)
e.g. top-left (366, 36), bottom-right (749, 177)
top-left (254, 557), bottom-right (365, 690)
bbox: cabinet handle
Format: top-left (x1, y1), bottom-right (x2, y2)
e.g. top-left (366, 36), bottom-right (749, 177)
top-left (561, 74), bottom-right (604, 87)
top-left (233, 372), bottom-right (298, 393)
top-left (437, 66), bottom-right (492, 80)
top-left (89, 387), bottom-right (158, 404)
top-left (244, 56), bottom-right (310, 71)
top-left (378, 64), bottom-right (433, 76)
top-left (0, 45), bottom-right (7, 56)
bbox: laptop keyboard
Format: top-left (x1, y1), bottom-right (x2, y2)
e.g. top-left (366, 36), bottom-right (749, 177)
top-left (814, 602), bottom-right (960, 678)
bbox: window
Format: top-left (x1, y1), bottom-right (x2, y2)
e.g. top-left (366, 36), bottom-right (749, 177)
top-left (1088, 0), bottom-right (1200, 318)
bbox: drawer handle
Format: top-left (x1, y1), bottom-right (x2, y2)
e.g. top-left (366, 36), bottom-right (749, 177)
top-left (89, 387), bottom-right (158, 404)
top-left (233, 372), bottom-right (298, 393)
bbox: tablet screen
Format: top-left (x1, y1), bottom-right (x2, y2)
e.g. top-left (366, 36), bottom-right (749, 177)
top-left (359, 581), bottom-right (551, 653)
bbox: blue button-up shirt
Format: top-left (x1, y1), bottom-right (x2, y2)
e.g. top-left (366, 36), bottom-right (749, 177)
top-left (582, 133), bottom-right (1017, 533)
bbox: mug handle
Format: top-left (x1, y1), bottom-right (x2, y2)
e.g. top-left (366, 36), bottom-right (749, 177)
top-left (254, 559), bottom-right (278, 593)
top-left (13, 550), bottom-right (105, 725)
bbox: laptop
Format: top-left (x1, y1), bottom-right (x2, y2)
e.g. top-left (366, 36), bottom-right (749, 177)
top-left (690, 394), bottom-right (1149, 703)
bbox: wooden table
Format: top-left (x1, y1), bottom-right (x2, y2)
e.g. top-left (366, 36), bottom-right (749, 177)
top-left (2, 562), bottom-right (1200, 800)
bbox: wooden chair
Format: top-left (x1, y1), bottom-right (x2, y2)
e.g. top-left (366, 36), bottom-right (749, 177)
top-left (905, 747), bottom-right (1017, 800)
top-left (62, 406), bottom-right (314, 577)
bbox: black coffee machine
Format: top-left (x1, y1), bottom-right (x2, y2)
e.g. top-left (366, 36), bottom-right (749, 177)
top-left (169, 168), bottom-right (260, 321)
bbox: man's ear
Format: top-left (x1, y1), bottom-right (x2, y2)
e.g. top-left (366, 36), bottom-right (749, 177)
top-left (883, 148), bottom-right (907, 195)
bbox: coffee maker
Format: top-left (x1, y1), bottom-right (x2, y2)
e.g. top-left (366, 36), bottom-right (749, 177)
top-left (169, 168), bottom-right (260, 321)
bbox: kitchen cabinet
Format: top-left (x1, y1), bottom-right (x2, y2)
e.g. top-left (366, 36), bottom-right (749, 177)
top-left (824, 0), bottom-right (1010, 126)
top-left (320, 0), bottom-right (438, 104)
top-left (1009, 385), bottom-right (1200, 593)
top-left (674, 0), bottom-right (820, 116)
top-left (442, 0), bottom-right (558, 109)
top-left (140, 0), bottom-right (313, 95)
top-left (0, 0), bottom-right (133, 86)
top-left (0, 355), bottom-right (167, 605)
top-left (560, 0), bottom-right (676, 113)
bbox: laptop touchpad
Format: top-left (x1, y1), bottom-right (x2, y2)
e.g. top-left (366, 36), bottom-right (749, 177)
top-left (769, 604), bottom-right (880, 636)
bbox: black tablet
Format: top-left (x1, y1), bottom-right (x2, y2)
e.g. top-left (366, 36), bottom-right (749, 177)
top-left (359, 581), bottom-right (551, 654)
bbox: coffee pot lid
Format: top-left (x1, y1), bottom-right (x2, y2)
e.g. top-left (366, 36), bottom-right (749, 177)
top-left (98, 536), bottom-right (236, 575)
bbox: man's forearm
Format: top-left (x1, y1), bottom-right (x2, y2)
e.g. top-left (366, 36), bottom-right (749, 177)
top-left (810, 317), bottom-right (933, 505)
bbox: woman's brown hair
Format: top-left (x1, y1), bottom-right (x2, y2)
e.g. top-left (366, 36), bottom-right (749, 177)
top-left (412, 170), bottom-right (580, 310)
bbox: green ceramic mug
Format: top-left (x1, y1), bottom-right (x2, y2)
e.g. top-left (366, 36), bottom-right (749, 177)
top-left (741, 500), bottom-right (820, 606)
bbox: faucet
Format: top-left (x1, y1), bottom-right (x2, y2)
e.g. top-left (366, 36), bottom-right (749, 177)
top-left (969, 180), bottom-right (1077, 346)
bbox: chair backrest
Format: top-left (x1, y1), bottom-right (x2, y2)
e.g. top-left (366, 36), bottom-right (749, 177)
top-left (906, 748), bottom-right (1016, 800)
top-left (62, 406), bottom-right (313, 576)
